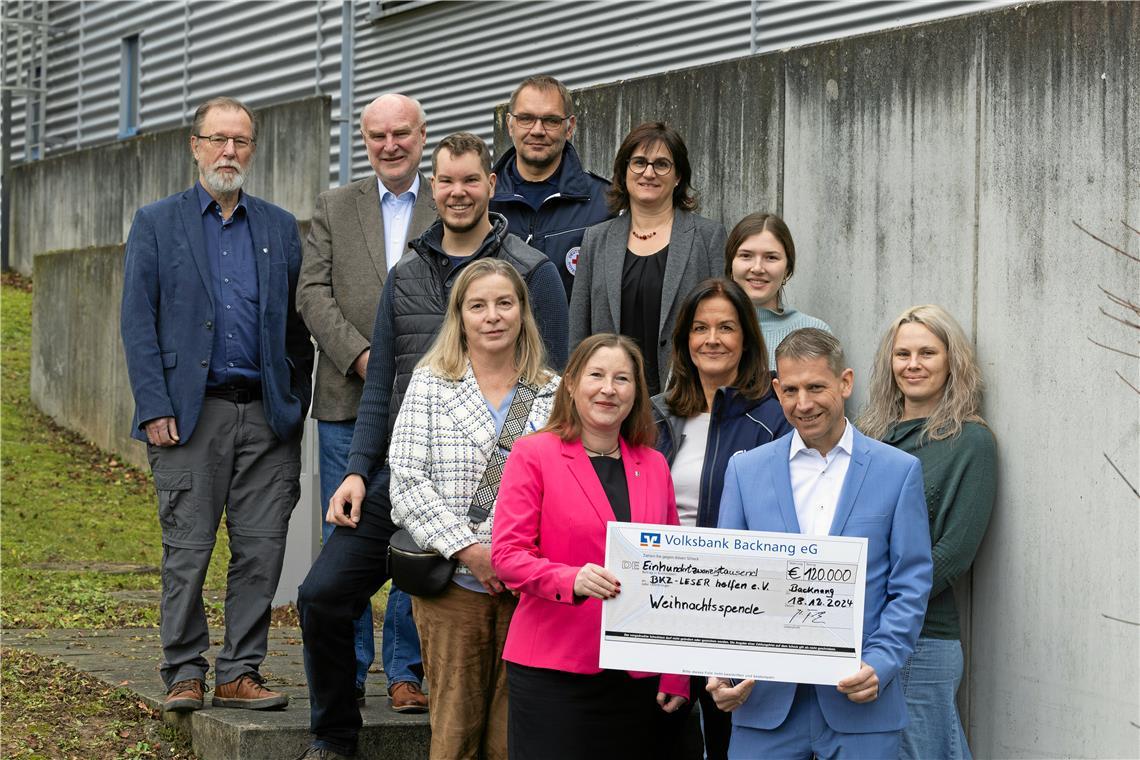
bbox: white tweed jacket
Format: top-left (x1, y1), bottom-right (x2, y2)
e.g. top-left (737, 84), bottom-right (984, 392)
top-left (389, 363), bottom-right (560, 568)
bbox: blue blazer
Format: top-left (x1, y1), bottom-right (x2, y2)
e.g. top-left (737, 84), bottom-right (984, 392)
top-left (121, 187), bottom-right (313, 444)
top-left (717, 426), bottom-right (932, 734)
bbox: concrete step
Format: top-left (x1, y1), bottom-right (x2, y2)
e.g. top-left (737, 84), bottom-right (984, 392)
top-left (5, 627), bottom-right (430, 759)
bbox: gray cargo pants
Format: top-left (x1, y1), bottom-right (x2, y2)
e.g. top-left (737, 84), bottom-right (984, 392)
top-left (148, 397), bottom-right (301, 689)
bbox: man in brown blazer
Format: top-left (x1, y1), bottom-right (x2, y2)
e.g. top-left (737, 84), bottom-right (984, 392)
top-left (296, 93), bottom-right (434, 714)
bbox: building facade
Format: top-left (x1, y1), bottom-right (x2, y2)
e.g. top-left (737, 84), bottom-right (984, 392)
top-left (3, 0), bottom-right (1014, 185)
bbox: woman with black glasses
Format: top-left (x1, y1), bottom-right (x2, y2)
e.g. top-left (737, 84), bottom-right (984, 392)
top-left (569, 122), bottom-right (726, 397)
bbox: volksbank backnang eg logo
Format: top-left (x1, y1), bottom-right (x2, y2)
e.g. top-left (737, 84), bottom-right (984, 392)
top-left (640, 531), bottom-right (661, 548)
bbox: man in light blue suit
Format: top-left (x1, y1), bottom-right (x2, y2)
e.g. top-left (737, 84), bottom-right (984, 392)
top-left (710, 328), bottom-right (932, 759)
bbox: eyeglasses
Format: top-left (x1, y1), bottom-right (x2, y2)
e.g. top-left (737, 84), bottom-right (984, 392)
top-left (628, 156), bottom-right (674, 175)
top-left (509, 112), bottom-right (570, 131)
top-left (194, 133), bottom-right (255, 150)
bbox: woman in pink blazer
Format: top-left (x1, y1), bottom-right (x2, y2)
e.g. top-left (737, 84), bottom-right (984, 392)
top-left (492, 333), bottom-right (689, 760)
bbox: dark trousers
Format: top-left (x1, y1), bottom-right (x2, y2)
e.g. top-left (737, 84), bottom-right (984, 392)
top-left (655, 677), bottom-right (733, 760)
top-left (698, 686), bottom-right (733, 759)
top-left (149, 398), bottom-right (300, 689)
top-left (506, 663), bottom-right (663, 760)
top-left (297, 467), bottom-right (399, 755)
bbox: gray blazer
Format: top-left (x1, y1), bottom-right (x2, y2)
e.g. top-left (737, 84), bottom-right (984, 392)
top-left (568, 209), bottom-right (727, 391)
top-left (297, 173), bottom-right (436, 420)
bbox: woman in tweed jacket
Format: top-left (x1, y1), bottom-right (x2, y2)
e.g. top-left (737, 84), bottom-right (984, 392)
top-left (388, 259), bottom-right (559, 760)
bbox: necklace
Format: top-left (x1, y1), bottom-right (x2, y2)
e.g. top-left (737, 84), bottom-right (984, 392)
top-left (630, 229), bottom-right (656, 240)
top-left (583, 441), bottom-right (621, 457)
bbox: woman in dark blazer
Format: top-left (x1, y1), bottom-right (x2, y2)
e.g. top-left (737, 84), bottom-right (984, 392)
top-left (650, 279), bottom-right (792, 760)
top-left (569, 122), bottom-right (727, 396)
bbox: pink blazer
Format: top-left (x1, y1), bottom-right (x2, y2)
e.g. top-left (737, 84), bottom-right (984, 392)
top-left (491, 431), bottom-right (689, 697)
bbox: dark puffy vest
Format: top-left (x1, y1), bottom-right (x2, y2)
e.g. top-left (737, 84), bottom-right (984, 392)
top-left (387, 231), bottom-right (549, 436)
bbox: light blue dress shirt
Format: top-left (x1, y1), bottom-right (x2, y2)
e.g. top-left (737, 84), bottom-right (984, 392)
top-left (453, 387), bottom-right (518, 595)
top-left (379, 174), bottom-right (420, 271)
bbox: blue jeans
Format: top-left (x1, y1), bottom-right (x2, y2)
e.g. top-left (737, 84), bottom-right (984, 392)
top-left (899, 636), bottom-right (972, 760)
top-left (318, 420), bottom-right (422, 689)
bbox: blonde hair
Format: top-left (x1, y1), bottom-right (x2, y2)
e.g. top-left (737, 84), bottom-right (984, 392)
top-left (418, 259), bottom-right (552, 386)
top-left (856, 305), bottom-right (986, 442)
top-left (541, 334), bottom-right (657, 448)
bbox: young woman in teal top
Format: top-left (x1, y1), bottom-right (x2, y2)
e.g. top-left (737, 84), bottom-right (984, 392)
top-left (724, 212), bottom-right (831, 367)
top-left (857, 304), bottom-right (997, 760)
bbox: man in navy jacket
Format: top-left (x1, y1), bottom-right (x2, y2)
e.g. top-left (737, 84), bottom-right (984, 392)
top-left (120, 96), bottom-right (312, 714)
top-left (491, 75), bottom-right (611, 299)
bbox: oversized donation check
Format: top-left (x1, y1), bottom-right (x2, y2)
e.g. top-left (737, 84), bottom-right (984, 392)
top-left (600, 522), bottom-right (867, 685)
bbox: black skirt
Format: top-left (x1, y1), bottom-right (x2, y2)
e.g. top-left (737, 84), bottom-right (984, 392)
top-left (506, 662), bottom-right (663, 760)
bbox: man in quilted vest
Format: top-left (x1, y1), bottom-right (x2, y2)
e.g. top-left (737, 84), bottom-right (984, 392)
top-left (295, 132), bottom-right (567, 759)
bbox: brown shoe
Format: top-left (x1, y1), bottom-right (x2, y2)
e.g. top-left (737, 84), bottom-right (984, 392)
top-left (388, 681), bottom-right (428, 713)
top-left (164, 678), bottom-right (205, 712)
top-left (212, 673), bottom-right (289, 710)
top-left (295, 747), bottom-right (350, 760)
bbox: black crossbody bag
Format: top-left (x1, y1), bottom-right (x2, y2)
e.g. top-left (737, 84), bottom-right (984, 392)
top-left (387, 381), bottom-right (538, 597)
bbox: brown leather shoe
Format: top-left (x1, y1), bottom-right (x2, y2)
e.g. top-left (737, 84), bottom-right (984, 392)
top-left (212, 673), bottom-right (289, 710)
top-left (164, 678), bottom-right (205, 712)
top-left (294, 747), bottom-right (350, 760)
top-left (388, 681), bottom-right (428, 713)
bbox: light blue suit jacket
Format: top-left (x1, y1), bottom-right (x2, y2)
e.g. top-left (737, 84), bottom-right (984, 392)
top-left (718, 426), bottom-right (932, 734)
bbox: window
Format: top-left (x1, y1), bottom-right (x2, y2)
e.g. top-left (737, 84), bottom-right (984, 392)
top-left (119, 34), bottom-right (140, 138)
top-left (368, 0), bottom-right (436, 22)
top-left (27, 65), bottom-right (43, 160)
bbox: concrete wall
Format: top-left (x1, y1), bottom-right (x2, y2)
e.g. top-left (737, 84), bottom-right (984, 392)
top-left (520, 3), bottom-right (1138, 757)
top-left (32, 246), bottom-right (137, 463)
top-left (31, 244), bottom-right (321, 608)
top-left (27, 96), bottom-right (331, 605)
top-left (9, 97), bottom-right (330, 276)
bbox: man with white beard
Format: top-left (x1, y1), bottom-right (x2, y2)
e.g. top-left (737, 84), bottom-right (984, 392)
top-left (120, 96), bottom-right (313, 714)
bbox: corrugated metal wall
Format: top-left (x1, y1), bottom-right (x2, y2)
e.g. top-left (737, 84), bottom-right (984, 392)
top-left (750, 0), bottom-right (1019, 52)
top-left (3, 0), bottom-right (1024, 176)
top-left (317, 0), bottom-right (347, 184)
top-left (2, 0), bottom-right (51, 162)
top-left (350, 0), bottom-right (753, 179)
top-left (3, 0), bottom-right (344, 167)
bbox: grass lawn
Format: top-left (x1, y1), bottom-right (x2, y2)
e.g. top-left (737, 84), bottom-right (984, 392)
top-left (1, 275), bottom-right (202, 757)
top-left (1, 276), bottom-right (230, 629)
top-left (1, 275), bottom-right (387, 630)
top-left (1, 274), bottom-right (393, 758)
top-left (1, 647), bottom-right (196, 759)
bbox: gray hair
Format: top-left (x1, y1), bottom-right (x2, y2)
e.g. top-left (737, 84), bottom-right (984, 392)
top-left (359, 93), bottom-right (426, 131)
top-left (191, 97), bottom-right (257, 141)
top-left (775, 328), bottom-right (846, 377)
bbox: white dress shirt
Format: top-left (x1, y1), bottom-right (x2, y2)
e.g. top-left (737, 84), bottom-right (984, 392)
top-left (788, 418), bottom-right (854, 536)
top-left (378, 173), bottom-right (420, 272)
top-left (671, 412), bottom-right (711, 527)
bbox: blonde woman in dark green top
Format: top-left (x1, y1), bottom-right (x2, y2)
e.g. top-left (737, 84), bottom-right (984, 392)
top-left (857, 304), bottom-right (996, 760)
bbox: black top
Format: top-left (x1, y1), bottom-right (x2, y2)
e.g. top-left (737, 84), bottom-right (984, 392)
top-left (620, 245), bottom-right (669, 396)
top-left (589, 456), bottom-right (631, 523)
